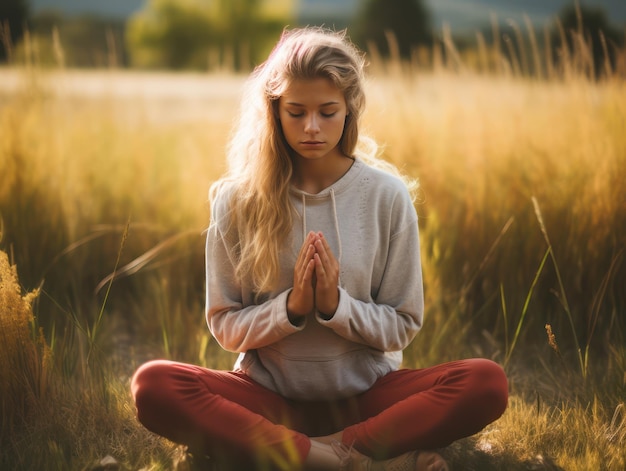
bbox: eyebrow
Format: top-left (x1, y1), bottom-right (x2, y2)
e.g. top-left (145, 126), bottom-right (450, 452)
top-left (284, 101), bottom-right (340, 107)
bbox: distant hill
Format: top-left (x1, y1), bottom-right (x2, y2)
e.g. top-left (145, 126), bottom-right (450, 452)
top-left (30, 0), bottom-right (626, 33)
top-left (428, 0), bottom-right (626, 34)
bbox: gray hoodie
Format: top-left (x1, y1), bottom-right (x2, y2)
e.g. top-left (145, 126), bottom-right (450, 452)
top-left (205, 159), bottom-right (424, 401)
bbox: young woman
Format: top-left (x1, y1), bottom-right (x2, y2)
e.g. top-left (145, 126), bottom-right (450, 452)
top-left (131, 27), bottom-right (508, 471)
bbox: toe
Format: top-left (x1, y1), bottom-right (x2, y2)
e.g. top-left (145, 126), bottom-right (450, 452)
top-left (416, 451), bottom-right (449, 471)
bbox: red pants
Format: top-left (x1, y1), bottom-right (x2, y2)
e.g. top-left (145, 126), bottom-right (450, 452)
top-left (131, 358), bottom-right (507, 469)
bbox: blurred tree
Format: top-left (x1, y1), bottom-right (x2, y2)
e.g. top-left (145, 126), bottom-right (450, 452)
top-left (126, 0), bottom-right (214, 70)
top-left (0, 0), bottom-right (30, 62)
top-left (126, 0), bottom-right (291, 70)
top-left (17, 11), bottom-right (126, 68)
top-left (352, 0), bottom-right (432, 59)
top-left (552, 3), bottom-right (624, 77)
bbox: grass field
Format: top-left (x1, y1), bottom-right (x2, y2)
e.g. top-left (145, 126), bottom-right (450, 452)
top-left (1, 52), bottom-right (625, 470)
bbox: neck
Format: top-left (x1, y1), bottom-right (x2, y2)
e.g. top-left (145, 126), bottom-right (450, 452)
top-left (292, 154), bottom-right (354, 194)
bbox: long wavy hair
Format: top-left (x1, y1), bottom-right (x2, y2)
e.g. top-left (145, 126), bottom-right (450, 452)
top-left (210, 27), bottom-right (415, 294)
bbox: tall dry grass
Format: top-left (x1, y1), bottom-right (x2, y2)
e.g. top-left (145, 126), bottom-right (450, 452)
top-left (367, 73), bottom-right (626, 369)
top-left (0, 18), bottom-right (625, 469)
top-left (0, 73), bottom-right (237, 469)
top-left (0, 250), bottom-right (49, 440)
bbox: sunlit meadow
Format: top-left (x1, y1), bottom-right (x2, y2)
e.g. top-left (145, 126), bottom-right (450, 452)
top-left (1, 31), bottom-right (625, 470)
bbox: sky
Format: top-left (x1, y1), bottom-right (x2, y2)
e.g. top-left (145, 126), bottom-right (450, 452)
top-left (29, 0), bottom-right (626, 33)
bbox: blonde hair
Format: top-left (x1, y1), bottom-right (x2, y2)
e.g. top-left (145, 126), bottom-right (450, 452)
top-left (210, 27), bottom-right (416, 294)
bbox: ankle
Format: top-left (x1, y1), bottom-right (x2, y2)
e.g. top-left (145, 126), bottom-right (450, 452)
top-left (371, 450), bottom-right (449, 471)
top-left (305, 439), bottom-right (350, 470)
top-left (312, 431), bottom-right (344, 446)
top-left (334, 442), bottom-right (371, 471)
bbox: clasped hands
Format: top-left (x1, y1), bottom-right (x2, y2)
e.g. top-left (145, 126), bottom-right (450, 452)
top-left (287, 231), bottom-right (339, 322)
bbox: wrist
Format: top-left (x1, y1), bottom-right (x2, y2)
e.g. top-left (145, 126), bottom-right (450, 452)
top-left (287, 311), bottom-right (306, 326)
top-left (317, 296), bottom-right (339, 321)
top-left (317, 287), bottom-right (339, 320)
top-left (317, 309), bottom-right (335, 321)
top-left (287, 291), bottom-right (310, 325)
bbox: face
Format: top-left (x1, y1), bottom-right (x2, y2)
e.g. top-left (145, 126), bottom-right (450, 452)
top-left (277, 77), bottom-right (348, 162)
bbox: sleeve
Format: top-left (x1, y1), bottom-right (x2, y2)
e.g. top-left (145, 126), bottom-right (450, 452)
top-left (317, 188), bottom-right (424, 352)
top-left (204, 192), bottom-right (304, 353)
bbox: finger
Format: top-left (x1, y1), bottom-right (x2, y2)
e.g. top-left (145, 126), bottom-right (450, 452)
top-left (296, 233), bottom-right (316, 271)
top-left (296, 245), bottom-right (316, 282)
top-left (317, 233), bottom-right (335, 257)
top-left (298, 232), bottom-right (314, 258)
top-left (313, 253), bottom-right (327, 279)
top-left (314, 244), bottom-right (339, 290)
top-left (303, 258), bottom-right (315, 281)
top-left (314, 237), bottom-right (336, 268)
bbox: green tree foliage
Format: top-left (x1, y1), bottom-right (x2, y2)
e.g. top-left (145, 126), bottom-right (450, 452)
top-left (0, 0), bottom-right (30, 62)
top-left (352, 0), bottom-right (432, 59)
top-left (552, 3), bottom-right (624, 77)
top-left (126, 0), bottom-right (213, 70)
top-left (126, 0), bottom-right (290, 70)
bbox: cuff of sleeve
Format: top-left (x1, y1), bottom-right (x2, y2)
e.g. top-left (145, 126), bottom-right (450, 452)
top-left (316, 286), bottom-right (349, 326)
top-left (275, 289), bottom-right (307, 331)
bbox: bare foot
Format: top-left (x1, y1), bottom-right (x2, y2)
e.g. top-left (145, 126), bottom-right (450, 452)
top-left (322, 440), bottom-right (450, 471)
top-left (370, 450), bottom-right (449, 471)
top-left (415, 451), bottom-right (449, 471)
top-left (311, 432), bottom-right (343, 446)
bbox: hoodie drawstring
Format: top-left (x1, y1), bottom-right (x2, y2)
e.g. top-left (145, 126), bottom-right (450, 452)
top-left (330, 188), bottom-right (342, 267)
top-left (301, 193), bottom-right (307, 240)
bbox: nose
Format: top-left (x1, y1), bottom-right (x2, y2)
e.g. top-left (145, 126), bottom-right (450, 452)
top-left (304, 114), bottom-right (320, 134)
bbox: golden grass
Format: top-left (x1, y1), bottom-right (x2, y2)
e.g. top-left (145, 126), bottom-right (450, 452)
top-left (365, 72), bottom-right (626, 360)
top-left (440, 395), bottom-right (626, 470)
top-left (0, 63), bottom-right (625, 469)
top-left (0, 246), bottom-right (180, 469)
top-left (0, 249), bottom-right (49, 436)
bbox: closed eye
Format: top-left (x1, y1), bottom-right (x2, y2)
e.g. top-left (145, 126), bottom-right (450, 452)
top-left (286, 111), bottom-right (337, 118)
